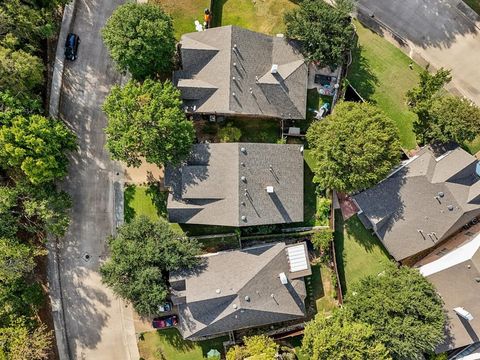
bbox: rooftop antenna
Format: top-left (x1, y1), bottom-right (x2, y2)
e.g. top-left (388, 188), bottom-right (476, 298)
top-left (418, 229), bottom-right (425, 240)
top-left (255, 76), bottom-right (259, 83)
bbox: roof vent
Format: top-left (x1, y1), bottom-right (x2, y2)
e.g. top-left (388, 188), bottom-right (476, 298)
top-left (279, 272), bottom-right (288, 285)
top-left (266, 186), bottom-right (274, 193)
top-left (232, 76), bottom-right (236, 81)
top-left (300, 146), bottom-right (304, 153)
top-left (448, 205), bottom-right (454, 211)
top-left (233, 304), bottom-right (238, 309)
top-left (241, 176), bottom-right (246, 182)
top-left (244, 296), bottom-right (250, 302)
top-left (233, 62), bottom-right (237, 67)
top-left (438, 192), bottom-right (445, 198)
top-left (216, 289), bottom-right (221, 294)
top-left (454, 307), bottom-right (474, 321)
top-left (475, 277), bottom-right (480, 283)
top-left (240, 147), bottom-right (247, 154)
top-left (241, 215), bottom-right (247, 222)
top-left (241, 201), bottom-right (245, 206)
top-left (232, 92), bottom-right (236, 97)
top-left (271, 64), bottom-right (278, 74)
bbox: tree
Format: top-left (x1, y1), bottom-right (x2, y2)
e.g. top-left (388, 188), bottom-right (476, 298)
top-left (346, 263), bottom-right (446, 360)
top-left (0, 320), bottom-right (52, 360)
top-left (0, 46), bottom-right (44, 98)
top-left (306, 101), bottom-right (401, 193)
top-left (227, 335), bottom-right (278, 360)
top-left (0, 91), bottom-right (42, 125)
top-left (302, 310), bottom-right (391, 360)
top-left (284, 0), bottom-right (355, 68)
top-left (406, 67), bottom-right (452, 144)
top-left (102, 3), bottom-right (175, 80)
top-left (218, 124), bottom-right (242, 143)
top-left (0, 238), bottom-right (37, 284)
top-left (100, 216), bottom-right (201, 316)
top-left (103, 79), bottom-right (195, 167)
top-left (0, 115), bottom-right (77, 184)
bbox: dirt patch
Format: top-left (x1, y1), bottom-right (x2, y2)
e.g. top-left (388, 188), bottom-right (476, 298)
top-left (124, 159), bottom-right (164, 186)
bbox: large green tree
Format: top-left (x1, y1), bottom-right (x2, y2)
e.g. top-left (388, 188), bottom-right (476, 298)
top-left (306, 101), bottom-right (401, 193)
top-left (102, 3), bottom-right (175, 80)
top-left (0, 115), bottom-right (77, 184)
top-left (103, 79), bottom-right (195, 167)
top-left (302, 310), bottom-right (391, 360)
top-left (284, 0), bottom-right (355, 68)
top-left (0, 320), bottom-right (52, 360)
top-left (227, 335), bottom-right (278, 360)
top-left (100, 216), bottom-right (201, 316)
top-left (0, 238), bottom-right (37, 284)
top-left (0, 45), bottom-right (44, 98)
top-left (347, 264), bottom-right (446, 360)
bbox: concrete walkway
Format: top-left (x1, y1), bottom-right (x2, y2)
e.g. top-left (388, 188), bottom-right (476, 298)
top-left (356, 0), bottom-right (480, 105)
top-left (48, 0), bottom-right (139, 358)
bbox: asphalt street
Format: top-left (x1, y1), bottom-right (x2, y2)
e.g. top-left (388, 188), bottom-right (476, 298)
top-left (357, 0), bottom-right (480, 105)
top-left (56, 0), bottom-right (138, 358)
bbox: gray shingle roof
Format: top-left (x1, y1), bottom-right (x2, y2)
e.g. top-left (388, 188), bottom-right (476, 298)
top-left (170, 242), bottom-right (310, 340)
top-left (419, 237), bottom-right (480, 352)
top-left (174, 26), bottom-right (307, 119)
top-left (354, 146), bottom-right (480, 261)
top-left (165, 143), bottom-right (304, 227)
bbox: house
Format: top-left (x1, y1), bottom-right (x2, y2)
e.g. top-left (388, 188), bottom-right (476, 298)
top-left (170, 242), bottom-right (311, 340)
top-left (353, 146), bottom-right (480, 264)
top-left (164, 143), bottom-right (304, 227)
top-left (173, 25), bottom-right (308, 120)
top-left (419, 235), bottom-right (480, 355)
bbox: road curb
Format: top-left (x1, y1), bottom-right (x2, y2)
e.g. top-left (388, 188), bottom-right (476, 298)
top-left (47, 1), bottom-right (78, 359)
top-left (49, 0), bottom-right (78, 119)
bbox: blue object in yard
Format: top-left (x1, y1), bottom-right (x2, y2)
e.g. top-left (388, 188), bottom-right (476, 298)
top-left (320, 102), bottom-right (330, 112)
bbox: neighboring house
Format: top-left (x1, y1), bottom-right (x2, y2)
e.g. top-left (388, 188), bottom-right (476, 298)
top-left (164, 143), bottom-right (304, 227)
top-left (173, 25), bottom-right (308, 120)
top-left (419, 235), bottom-right (480, 355)
top-left (170, 242), bottom-right (311, 340)
top-left (353, 146), bottom-right (480, 265)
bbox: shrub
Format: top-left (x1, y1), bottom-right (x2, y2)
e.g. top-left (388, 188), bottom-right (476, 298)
top-left (218, 124), bottom-right (242, 142)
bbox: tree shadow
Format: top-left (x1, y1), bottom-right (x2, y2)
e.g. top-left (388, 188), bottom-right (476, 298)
top-left (333, 210), bottom-right (348, 295)
top-left (124, 185), bottom-right (136, 223)
top-left (347, 44), bottom-right (379, 102)
top-left (161, 328), bottom-right (196, 352)
top-left (145, 183), bottom-right (168, 218)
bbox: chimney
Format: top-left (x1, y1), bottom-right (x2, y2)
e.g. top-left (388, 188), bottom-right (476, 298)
top-left (270, 64), bottom-right (278, 74)
top-left (266, 186), bottom-right (274, 193)
top-left (454, 307), bottom-right (474, 321)
top-left (279, 272), bottom-right (288, 285)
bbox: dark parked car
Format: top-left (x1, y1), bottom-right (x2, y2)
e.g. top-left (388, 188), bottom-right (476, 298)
top-left (152, 315), bottom-right (178, 329)
top-left (65, 33), bottom-right (80, 61)
top-left (157, 301), bottom-right (173, 313)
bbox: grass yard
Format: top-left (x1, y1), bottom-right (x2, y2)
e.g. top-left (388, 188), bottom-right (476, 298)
top-left (334, 210), bottom-right (391, 294)
top-left (212, 0), bottom-right (297, 35)
top-left (348, 20), bottom-right (421, 150)
top-left (138, 328), bottom-right (227, 360)
top-left (305, 263), bottom-right (337, 315)
top-left (149, 0), bottom-right (210, 38)
top-left (463, 0), bottom-right (480, 15)
top-left (296, 89), bottom-right (333, 132)
top-left (227, 117), bottom-right (280, 143)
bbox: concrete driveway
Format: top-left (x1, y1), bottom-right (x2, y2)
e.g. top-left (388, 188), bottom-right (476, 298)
top-left (54, 0), bottom-right (139, 358)
top-left (356, 0), bottom-right (480, 105)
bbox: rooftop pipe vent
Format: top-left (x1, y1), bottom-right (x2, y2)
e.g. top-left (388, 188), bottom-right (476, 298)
top-left (240, 147), bottom-right (247, 154)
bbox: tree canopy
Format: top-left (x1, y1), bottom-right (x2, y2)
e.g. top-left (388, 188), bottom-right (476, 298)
top-left (284, 0), bottom-right (355, 68)
top-left (346, 264), bottom-right (446, 360)
top-left (0, 114), bottom-right (77, 184)
top-left (302, 310), bottom-right (391, 360)
top-left (103, 79), bottom-right (195, 167)
top-left (227, 335), bottom-right (278, 360)
top-left (100, 216), bottom-right (201, 316)
top-left (306, 101), bottom-right (401, 193)
top-left (102, 3), bottom-right (176, 80)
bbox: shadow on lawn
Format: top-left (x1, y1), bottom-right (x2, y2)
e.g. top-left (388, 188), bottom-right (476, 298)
top-left (124, 185), bottom-right (136, 223)
top-left (211, 0), bottom-right (226, 27)
top-left (146, 183), bottom-right (168, 218)
top-left (333, 210), bottom-right (348, 295)
top-left (347, 44), bottom-right (379, 101)
top-left (161, 329), bottom-right (196, 353)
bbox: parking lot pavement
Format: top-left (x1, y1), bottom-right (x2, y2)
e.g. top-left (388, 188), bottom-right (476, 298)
top-left (357, 0), bottom-right (480, 105)
top-left (54, 0), bottom-right (139, 358)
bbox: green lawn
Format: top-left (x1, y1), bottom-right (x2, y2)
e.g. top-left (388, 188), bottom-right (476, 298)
top-left (212, 0), bottom-right (297, 35)
top-left (305, 263), bottom-right (337, 315)
top-left (226, 117), bottom-right (280, 143)
top-left (334, 210), bottom-right (391, 294)
top-left (138, 328), bottom-right (227, 360)
top-left (463, 0), bottom-right (480, 15)
top-left (297, 89), bottom-right (332, 132)
top-left (348, 20), bottom-right (421, 150)
top-left (150, 0), bottom-right (210, 39)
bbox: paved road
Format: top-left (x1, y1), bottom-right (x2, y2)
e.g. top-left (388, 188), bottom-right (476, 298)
top-left (55, 0), bottom-right (139, 358)
top-left (356, 0), bottom-right (480, 105)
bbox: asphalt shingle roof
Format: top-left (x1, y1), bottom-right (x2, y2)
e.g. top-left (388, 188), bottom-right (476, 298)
top-left (165, 143), bottom-right (304, 227)
top-left (170, 242), bottom-right (310, 339)
top-left (174, 26), bottom-right (307, 119)
top-left (354, 146), bottom-right (480, 261)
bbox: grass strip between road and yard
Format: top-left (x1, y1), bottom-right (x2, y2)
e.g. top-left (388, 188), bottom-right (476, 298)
top-left (348, 20), bottom-right (421, 150)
